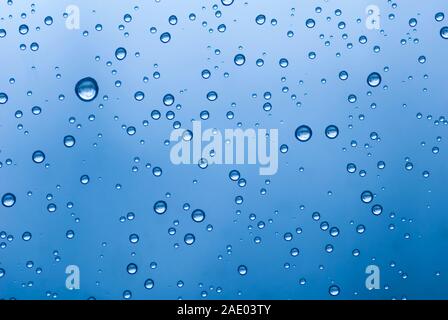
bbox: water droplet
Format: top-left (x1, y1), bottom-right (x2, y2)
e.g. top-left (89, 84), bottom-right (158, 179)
top-left (129, 234), bottom-right (139, 244)
top-left (75, 77), bottom-right (99, 102)
top-left (144, 279), bottom-right (154, 289)
top-left (163, 94), bottom-right (175, 106)
top-left (372, 204), bottom-right (383, 216)
top-left (32, 150), bottom-right (45, 164)
top-left (19, 24), bottom-right (29, 35)
top-left (169, 15), bottom-right (178, 25)
top-left (207, 91), bottom-right (218, 101)
top-left (255, 14), bottom-right (266, 25)
top-left (134, 91), bottom-right (145, 101)
top-left (2, 193), bottom-right (16, 208)
top-left (127, 263), bottom-right (138, 275)
top-left (361, 191), bottom-right (373, 203)
top-left (160, 32), bottom-right (171, 43)
top-left (339, 71), bottom-right (348, 80)
top-left (238, 265), bottom-right (248, 275)
top-left (192, 209), bottom-right (205, 223)
top-left (115, 47), bottom-right (127, 60)
top-left (329, 285), bottom-right (340, 296)
top-left (435, 12), bottom-right (445, 22)
top-left (127, 126), bottom-right (136, 136)
top-left (234, 54), bottom-right (246, 66)
top-left (22, 232), bottom-right (32, 241)
top-left (306, 18), bottom-right (315, 28)
top-left (221, 0), bottom-right (234, 6)
top-left (154, 200), bottom-right (167, 214)
top-left (44, 16), bottom-right (53, 25)
top-left (63, 135), bottom-right (76, 148)
top-left (279, 58), bottom-right (289, 68)
top-left (440, 26), bottom-right (448, 39)
top-left (184, 233), bottom-right (195, 245)
top-left (367, 72), bottom-right (382, 87)
top-left (0, 92), bottom-right (8, 104)
top-left (229, 170), bottom-right (240, 181)
top-left (295, 125), bottom-right (312, 142)
top-left (80, 175), bottom-right (90, 185)
top-left (325, 125), bottom-right (339, 139)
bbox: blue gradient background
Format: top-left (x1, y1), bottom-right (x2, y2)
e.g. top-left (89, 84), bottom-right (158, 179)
top-left (0, 0), bottom-right (447, 299)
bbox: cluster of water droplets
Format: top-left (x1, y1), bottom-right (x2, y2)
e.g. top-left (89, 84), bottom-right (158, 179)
top-left (0, 0), bottom-right (446, 300)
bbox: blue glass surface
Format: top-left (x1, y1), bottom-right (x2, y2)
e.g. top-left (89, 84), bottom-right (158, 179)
top-left (0, 0), bottom-right (447, 300)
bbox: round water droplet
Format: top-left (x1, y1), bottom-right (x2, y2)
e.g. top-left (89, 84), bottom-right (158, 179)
top-left (221, 0), bottom-right (234, 6)
top-left (75, 77), bottom-right (99, 102)
top-left (19, 24), bottom-right (29, 35)
top-left (134, 91), bottom-right (145, 101)
top-left (0, 92), bottom-right (8, 104)
top-left (115, 47), bottom-right (127, 60)
top-left (44, 16), bottom-right (53, 25)
top-left (339, 71), bottom-right (348, 80)
top-left (80, 175), bottom-right (90, 185)
top-left (238, 265), bottom-right (248, 275)
top-left (182, 130), bottom-right (193, 141)
top-left (127, 263), bottom-right (138, 275)
top-left (154, 200), bottom-right (167, 214)
top-left (32, 150), bottom-right (45, 164)
top-left (361, 191), bottom-right (373, 203)
top-left (306, 18), bottom-right (315, 28)
top-left (329, 285), bottom-right (340, 296)
top-left (255, 14), bottom-right (266, 25)
top-left (163, 94), bottom-right (175, 106)
top-left (63, 135), bottom-right (76, 148)
top-left (279, 58), bottom-right (289, 68)
top-left (184, 233), bottom-right (195, 245)
top-left (440, 26), bottom-right (448, 39)
top-left (160, 32), bottom-right (171, 43)
top-left (22, 232), bottom-right (32, 241)
top-left (229, 170), bottom-right (240, 181)
top-left (367, 72), bottom-right (382, 87)
top-left (325, 125), bottom-right (339, 139)
top-left (234, 54), bottom-right (246, 66)
top-left (372, 204), bottom-right (383, 216)
top-left (295, 125), bottom-right (312, 142)
top-left (2, 193), bottom-right (16, 208)
top-left (144, 279), bottom-right (154, 289)
top-left (192, 209), bottom-right (205, 223)
top-left (207, 91), bottom-right (218, 101)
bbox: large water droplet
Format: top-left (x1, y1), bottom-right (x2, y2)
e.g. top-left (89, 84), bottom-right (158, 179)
top-left (361, 191), bottom-right (373, 203)
top-left (367, 72), bottom-right (382, 87)
top-left (2, 193), bottom-right (16, 208)
top-left (329, 285), bottom-right (340, 296)
top-left (221, 0), bottom-right (234, 6)
top-left (115, 47), bottom-right (127, 60)
top-left (154, 200), bottom-right (167, 214)
top-left (32, 150), bottom-right (45, 164)
top-left (144, 279), bottom-right (154, 289)
top-left (255, 14), bottom-right (266, 25)
top-left (75, 77), bottom-right (99, 102)
top-left (64, 135), bottom-right (76, 148)
top-left (192, 209), bottom-right (205, 223)
top-left (234, 54), bottom-right (246, 66)
top-left (440, 26), bottom-right (448, 39)
top-left (238, 265), bottom-right (248, 275)
top-left (0, 92), bottom-right (8, 104)
top-left (295, 125), bottom-right (312, 142)
top-left (127, 263), bottom-right (138, 275)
